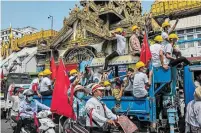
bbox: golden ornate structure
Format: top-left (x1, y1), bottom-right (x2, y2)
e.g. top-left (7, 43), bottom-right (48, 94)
top-left (51, 0), bottom-right (145, 64)
top-left (0, 29), bottom-right (58, 59)
top-left (151, 0), bottom-right (201, 24)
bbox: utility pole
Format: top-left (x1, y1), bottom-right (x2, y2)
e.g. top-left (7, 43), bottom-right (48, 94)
top-left (48, 15), bottom-right (53, 30)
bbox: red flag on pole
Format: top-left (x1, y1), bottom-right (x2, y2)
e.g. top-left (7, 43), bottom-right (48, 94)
top-left (50, 56), bottom-right (57, 80)
top-left (140, 32), bottom-right (152, 66)
top-left (50, 58), bottom-right (75, 119)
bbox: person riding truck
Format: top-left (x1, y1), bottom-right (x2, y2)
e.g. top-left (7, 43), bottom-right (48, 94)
top-left (103, 28), bottom-right (126, 72)
top-left (133, 61), bottom-right (151, 98)
top-left (40, 69), bottom-right (53, 96)
top-left (129, 25), bottom-right (141, 56)
top-left (164, 33), bottom-right (190, 67)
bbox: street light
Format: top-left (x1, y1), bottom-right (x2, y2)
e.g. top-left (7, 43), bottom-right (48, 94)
top-left (48, 15), bottom-right (53, 30)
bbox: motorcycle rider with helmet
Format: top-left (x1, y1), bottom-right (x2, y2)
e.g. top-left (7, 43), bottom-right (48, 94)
top-left (14, 89), bottom-right (50, 133)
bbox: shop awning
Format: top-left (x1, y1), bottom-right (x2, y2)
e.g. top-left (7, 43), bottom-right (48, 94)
top-left (90, 55), bottom-right (139, 67)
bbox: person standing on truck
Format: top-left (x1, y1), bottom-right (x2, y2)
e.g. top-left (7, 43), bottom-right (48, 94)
top-left (164, 33), bottom-right (190, 67)
top-left (185, 87), bottom-right (201, 133)
top-left (103, 28), bottom-right (126, 72)
top-left (161, 19), bottom-right (179, 46)
top-left (133, 61), bottom-right (151, 98)
top-left (40, 69), bottom-right (53, 96)
top-left (129, 25), bottom-right (141, 56)
top-left (85, 84), bottom-right (118, 133)
top-left (123, 68), bottom-right (135, 96)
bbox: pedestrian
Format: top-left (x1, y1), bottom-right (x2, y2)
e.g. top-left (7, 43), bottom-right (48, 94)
top-left (133, 61), bottom-right (151, 98)
top-left (103, 28), bottom-right (126, 72)
top-left (103, 80), bottom-right (112, 96)
top-left (129, 25), bottom-right (141, 56)
top-left (85, 84), bottom-right (118, 133)
top-left (185, 87), bottom-right (201, 133)
top-left (40, 69), bottom-right (53, 96)
top-left (194, 73), bottom-right (201, 88)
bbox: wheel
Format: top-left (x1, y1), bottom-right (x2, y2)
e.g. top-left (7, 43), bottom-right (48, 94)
top-left (63, 118), bottom-right (72, 133)
top-left (45, 128), bottom-right (56, 133)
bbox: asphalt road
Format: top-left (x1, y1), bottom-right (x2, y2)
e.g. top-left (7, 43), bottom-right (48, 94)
top-left (1, 119), bottom-right (13, 133)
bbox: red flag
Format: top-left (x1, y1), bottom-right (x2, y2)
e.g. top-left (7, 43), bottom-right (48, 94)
top-left (140, 32), bottom-right (152, 66)
top-left (50, 58), bottom-right (75, 119)
top-left (50, 56), bottom-right (57, 80)
top-left (1, 69), bottom-right (4, 79)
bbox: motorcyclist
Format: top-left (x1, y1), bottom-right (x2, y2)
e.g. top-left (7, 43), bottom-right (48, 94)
top-left (14, 89), bottom-right (50, 133)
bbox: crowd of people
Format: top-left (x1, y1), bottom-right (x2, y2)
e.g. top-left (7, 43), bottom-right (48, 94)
top-left (5, 19), bottom-right (201, 133)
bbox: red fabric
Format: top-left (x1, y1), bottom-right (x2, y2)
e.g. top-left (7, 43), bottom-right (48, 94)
top-left (50, 58), bottom-right (75, 119)
top-left (140, 33), bottom-right (152, 67)
top-left (34, 113), bottom-right (39, 132)
top-left (65, 64), bottom-right (78, 72)
top-left (32, 83), bottom-right (38, 92)
top-left (89, 109), bottom-right (94, 126)
top-left (50, 56), bottom-right (57, 80)
top-left (1, 70), bottom-right (4, 79)
top-left (117, 116), bottom-right (138, 133)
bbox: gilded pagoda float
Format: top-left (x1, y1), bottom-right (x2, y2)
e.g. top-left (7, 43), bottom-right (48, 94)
top-left (42, 0), bottom-right (150, 71)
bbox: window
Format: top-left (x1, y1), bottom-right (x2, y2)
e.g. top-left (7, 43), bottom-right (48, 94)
top-left (187, 42), bottom-right (194, 48)
top-left (2, 32), bottom-right (3, 35)
top-left (186, 28), bottom-right (194, 33)
top-left (198, 40), bottom-right (201, 46)
top-left (2, 37), bottom-right (4, 40)
top-left (16, 32), bottom-right (18, 35)
top-left (187, 35), bottom-right (194, 40)
top-left (196, 27), bottom-right (201, 32)
top-left (197, 34), bottom-right (201, 38)
top-left (179, 36), bottom-right (185, 41)
top-left (179, 44), bottom-right (185, 49)
top-left (177, 30), bottom-right (185, 34)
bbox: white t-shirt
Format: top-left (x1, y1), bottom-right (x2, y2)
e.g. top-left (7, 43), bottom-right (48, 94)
top-left (133, 72), bottom-right (148, 98)
top-left (150, 43), bottom-right (162, 67)
top-left (115, 34), bottom-right (126, 55)
top-left (40, 77), bottom-right (52, 92)
top-left (163, 43), bottom-right (173, 65)
top-left (29, 78), bottom-right (40, 90)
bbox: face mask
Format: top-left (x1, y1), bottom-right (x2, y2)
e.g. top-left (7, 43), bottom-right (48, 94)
top-left (97, 96), bottom-right (102, 101)
top-left (76, 92), bottom-right (85, 99)
top-left (105, 86), bottom-right (111, 91)
top-left (27, 96), bottom-right (33, 102)
top-left (18, 93), bottom-right (24, 99)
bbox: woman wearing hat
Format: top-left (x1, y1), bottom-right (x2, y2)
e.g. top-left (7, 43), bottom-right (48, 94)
top-left (40, 69), bottom-right (53, 96)
top-left (185, 87), bottom-right (201, 133)
top-left (85, 84), bottom-right (117, 133)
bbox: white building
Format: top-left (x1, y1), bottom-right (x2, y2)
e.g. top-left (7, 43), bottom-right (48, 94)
top-left (170, 15), bottom-right (201, 57)
top-left (1, 26), bottom-right (38, 43)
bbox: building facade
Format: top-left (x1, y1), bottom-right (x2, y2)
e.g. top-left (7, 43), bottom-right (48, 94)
top-left (1, 26), bottom-right (38, 43)
top-left (170, 15), bottom-right (201, 57)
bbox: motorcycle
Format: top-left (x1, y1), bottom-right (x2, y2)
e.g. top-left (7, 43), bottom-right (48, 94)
top-left (11, 110), bottom-right (55, 133)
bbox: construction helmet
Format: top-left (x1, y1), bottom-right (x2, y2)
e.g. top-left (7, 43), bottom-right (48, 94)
top-left (115, 28), bottom-right (123, 33)
top-left (135, 61), bottom-right (145, 69)
top-left (38, 72), bottom-right (44, 77)
top-left (43, 69), bottom-right (52, 75)
top-left (169, 33), bottom-right (179, 40)
top-left (70, 69), bottom-right (78, 76)
top-left (104, 80), bottom-right (111, 87)
top-left (162, 21), bottom-right (170, 28)
top-left (131, 25), bottom-right (139, 31)
top-left (154, 35), bottom-right (163, 42)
